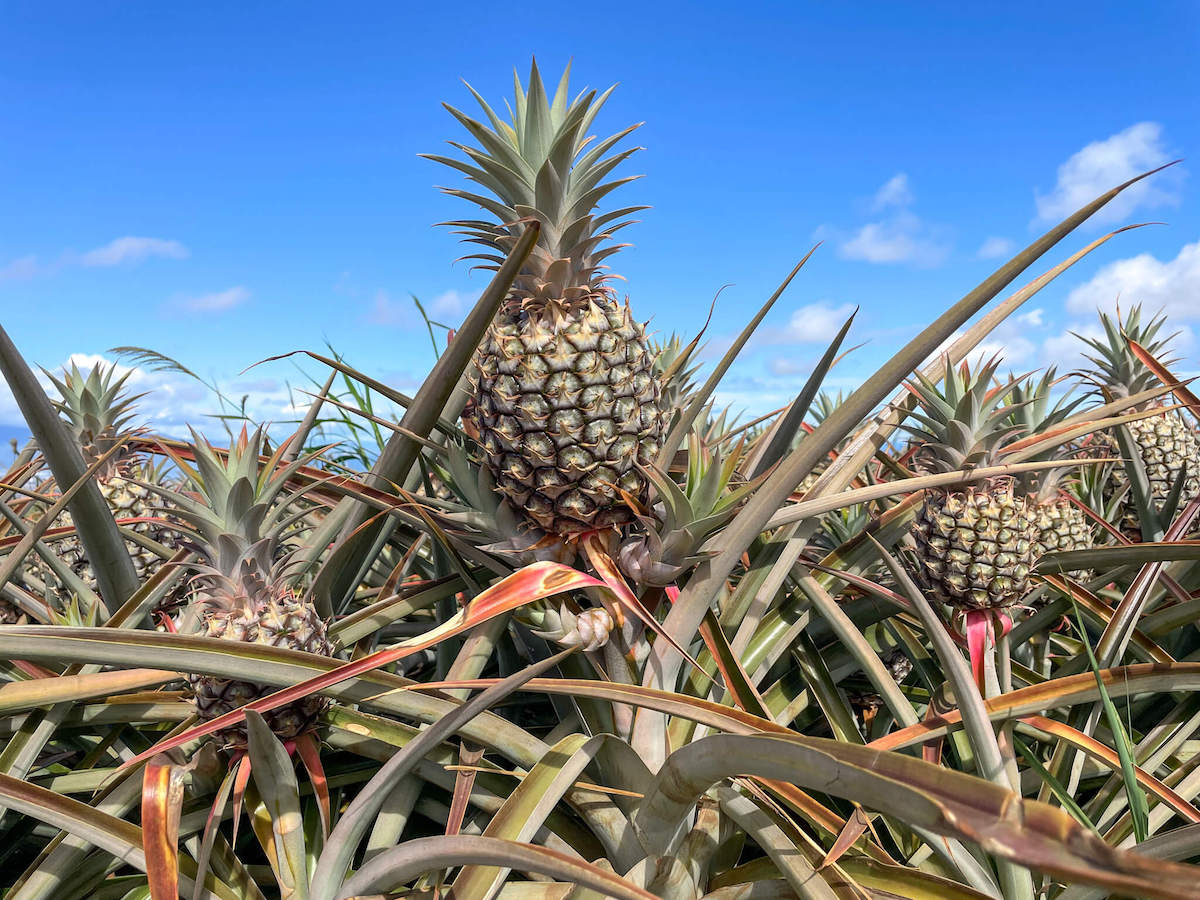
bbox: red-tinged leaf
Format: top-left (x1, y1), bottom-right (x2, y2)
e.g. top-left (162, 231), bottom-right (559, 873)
top-left (446, 742), bottom-right (484, 838)
top-left (294, 733), bottom-right (331, 837)
top-left (231, 752), bottom-right (251, 850)
top-left (965, 610), bottom-right (990, 692)
top-left (119, 561), bottom-right (605, 770)
top-left (10, 660), bottom-right (57, 679)
top-left (582, 532), bottom-right (709, 680)
top-left (1129, 338), bottom-right (1200, 419)
top-left (820, 807), bottom-right (873, 870)
top-left (142, 754), bottom-right (188, 900)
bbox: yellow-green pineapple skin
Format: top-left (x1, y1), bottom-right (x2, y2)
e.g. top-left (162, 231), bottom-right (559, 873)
top-left (912, 478), bottom-right (1036, 610)
top-left (475, 300), bottom-right (665, 533)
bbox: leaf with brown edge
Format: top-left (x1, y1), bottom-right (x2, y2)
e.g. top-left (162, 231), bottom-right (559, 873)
top-left (338, 834), bottom-right (659, 900)
top-left (117, 561), bottom-right (606, 770)
top-left (699, 607), bottom-right (770, 718)
top-left (1018, 714), bottom-right (1200, 825)
top-left (869, 663), bottom-right (1200, 753)
top-left (632, 732), bottom-right (1200, 900)
top-left (142, 753), bottom-right (190, 900)
top-left (819, 806), bottom-right (874, 870)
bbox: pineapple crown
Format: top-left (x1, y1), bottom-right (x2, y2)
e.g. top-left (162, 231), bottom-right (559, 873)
top-left (424, 58), bottom-right (645, 316)
top-left (620, 433), bottom-right (758, 587)
top-left (1005, 368), bottom-right (1088, 498)
top-left (1077, 304), bottom-right (1180, 400)
top-left (904, 357), bottom-right (1025, 475)
top-left (45, 362), bottom-right (147, 475)
top-left (191, 539), bottom-right (303, 618)
top-left (153, 427), bottom-right (323, 577)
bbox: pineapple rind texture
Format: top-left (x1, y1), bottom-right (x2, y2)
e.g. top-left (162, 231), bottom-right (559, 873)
top-left (1032, 498), bottom-right (1092, 561)
top-left (912, 479), bottom-right (1036, 611)
top-left (474, 299), bottom-right (666, 534)
top-left (189, 571), bottom-right (332, 748)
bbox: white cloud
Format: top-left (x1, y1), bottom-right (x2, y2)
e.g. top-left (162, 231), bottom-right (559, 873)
top-left (767, 357), bottom-right (808, 376)
top-left (977, 236), bottom-right (1016, 260)
top-left (80, 236), bottom-right (189, 267)
top-left (926, 308), bottom-right (1048, 370)
top-left (0, 351), bottom-right (403, 439)
top-left (828, 175), bottom-right (951, 267)
top-left (178, 285), bottom-right (250, 313)
top-left (840, 213), bottom-right (950, 266)
top-left (777, 302), bottom-right (858, 344)
top-left (1034, 122), bottom-right (1180, 225)
top-left (872, 173), bottom-right (913, 210)
top-left (0, 255), bottom-right (39, 282)
top-left (1065, 240), bottom-right (1200, 321)
top-left (429, 289), bottom-right (468, 319)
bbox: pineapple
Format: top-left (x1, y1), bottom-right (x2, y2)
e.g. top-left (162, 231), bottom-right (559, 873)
top-left (1078, 306), bottom-right (1200, 538)
top-left (158, 427), bottom-right (333, 747)
top-left (425, 60), bottom-right (668, 535)
top-left (906, 359), bottom-right (1038, 611)
top-left (26, 363), bottom-right (177, 604)
top-left (1007, 371), bottom-right (1093, 569)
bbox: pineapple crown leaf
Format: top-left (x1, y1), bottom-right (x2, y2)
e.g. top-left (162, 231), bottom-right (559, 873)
top-left (1076, 304), bottom-right (1180, 398)
top-left (152, 426), bottom-right (327, 572)
top-left (44, 362), bottom-right (148, 463)
top-left (904, 357), bottom-right (1027, 473)
top-left (427, 59), bottom-right (643, 313)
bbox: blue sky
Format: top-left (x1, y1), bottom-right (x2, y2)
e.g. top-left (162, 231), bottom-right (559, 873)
top-left (2, 1), bottom-right (1198, 436)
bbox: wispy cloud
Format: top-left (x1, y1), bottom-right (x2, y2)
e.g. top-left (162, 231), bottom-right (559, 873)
top-left (178, 285), bottom-right (250, 313)
top-left (976, 236), bottom-right (1015, 260)
top-left (80, 236), bottom-right (189, 267)
top-left (367, 289), bottom-right (412, 326)
top-left (823, 174), bottom-right (951, 267)
top-left (0, 236), bottom-right (188, 284)
top-left (0, 255), bottom-right (39, 282)
top-left (1034, 122), bottom-right (1181, 226)
top-left (871, 173), bottom-right (914, 210)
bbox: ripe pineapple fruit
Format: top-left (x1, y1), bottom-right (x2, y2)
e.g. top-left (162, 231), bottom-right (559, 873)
top-left (425, 60), bottom-right (668, 535)
top-left (25, 364), bottom-right (176, 604)
top-left (1078, 306), bottom-right (1200, 538)
top-left (1006, 371), bottom-right (1093, 567)
top-left (906, 359), bottom-right (1038, 611)
top-left (161, 427), bottom-right (333, 747)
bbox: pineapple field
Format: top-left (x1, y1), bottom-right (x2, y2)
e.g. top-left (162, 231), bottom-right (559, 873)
top-left (6, 60), bottom-right (1200, 900)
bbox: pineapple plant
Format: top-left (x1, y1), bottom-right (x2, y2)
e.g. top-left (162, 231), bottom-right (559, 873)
top-left (906, 359), bottom-right (1038, 610)
top-left (1078, 306), bottom-right (1200, 538)
top-left (24, 363), bottom-right (177, 605)
top-left (424, 60), bottom-right (668, 536)
top-left (1007, 370), bottom-right (1094, 568)
top-left (159, 427), bottom-right (334, 747)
